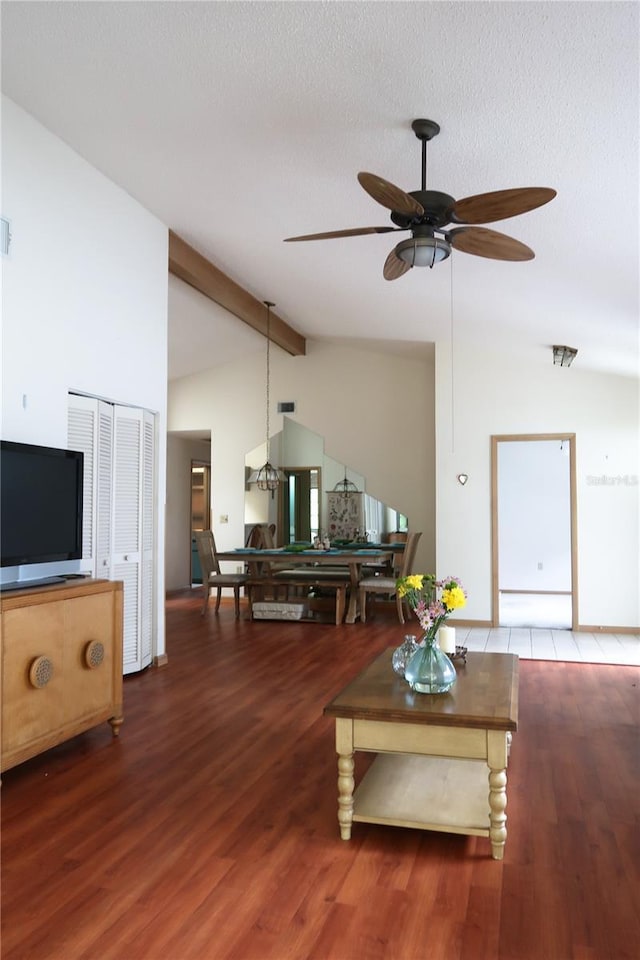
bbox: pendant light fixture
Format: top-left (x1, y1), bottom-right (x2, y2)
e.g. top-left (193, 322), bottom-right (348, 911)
top-left (248, 300), bottom-right (283, 491)
top-left (333, 466), bottom-right (359, 500)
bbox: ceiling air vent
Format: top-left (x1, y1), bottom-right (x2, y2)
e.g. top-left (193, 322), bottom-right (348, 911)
top-left (278, 401), bottom-right (296, 414)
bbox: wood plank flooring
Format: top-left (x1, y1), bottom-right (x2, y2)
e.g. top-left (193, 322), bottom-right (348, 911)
top-left (1, 592), bottom-right (639, 960)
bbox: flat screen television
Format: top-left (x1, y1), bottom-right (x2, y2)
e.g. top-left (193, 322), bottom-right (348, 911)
top-left (0, 440), bottom-right (84, 571)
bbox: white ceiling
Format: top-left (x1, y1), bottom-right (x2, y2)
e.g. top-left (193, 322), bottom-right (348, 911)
top-left (2, 1), bottom-right (638, 379)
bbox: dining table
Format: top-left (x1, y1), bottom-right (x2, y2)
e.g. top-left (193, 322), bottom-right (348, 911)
top-left (215, 547), bottom-right (394, 623)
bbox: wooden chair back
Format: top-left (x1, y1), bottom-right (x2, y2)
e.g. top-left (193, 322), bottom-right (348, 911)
top-left (245, 523), bottom-right (275, 550)
top-left (399, 531), bottom-right (422, 578)
top-left (358, 530), bottom-right (422, 625)
top-left (194, 529), bottom-right (221, 579)
top-left (387, 532), bottom-right (408, 544)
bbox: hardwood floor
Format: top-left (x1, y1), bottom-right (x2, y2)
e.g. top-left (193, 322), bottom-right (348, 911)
top-left (2, 592), bottom-right (639, 960)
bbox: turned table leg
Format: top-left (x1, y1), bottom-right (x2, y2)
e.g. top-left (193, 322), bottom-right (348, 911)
top-left (487, 729), bottom-right (509, 860)
top-left (488, 767), bottom-right (508, 859)
top-left (335, 718), bottom-right (355, 838)
top-left (337, 752), bottom-right (355, 839)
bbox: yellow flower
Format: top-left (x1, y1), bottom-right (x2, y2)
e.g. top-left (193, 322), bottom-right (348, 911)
top-left (396, 574), bottom-right (423, 598)
top-left (405, 575), bottom-right (424, 590)
top-left (441, 586), bottom-right (466, 611)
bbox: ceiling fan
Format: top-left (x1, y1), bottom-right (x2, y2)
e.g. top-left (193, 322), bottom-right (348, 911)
top-left (284, 119), bottom-right (556, 280)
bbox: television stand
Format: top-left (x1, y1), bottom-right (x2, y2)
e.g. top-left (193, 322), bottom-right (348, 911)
top-left (0, 578), bottom-right (124, 772)
top-left (0, 576), bottom-right (66, 593)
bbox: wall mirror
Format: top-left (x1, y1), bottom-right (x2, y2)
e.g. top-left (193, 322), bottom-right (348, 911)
top-left (245, 419), bottom-right (408, 545)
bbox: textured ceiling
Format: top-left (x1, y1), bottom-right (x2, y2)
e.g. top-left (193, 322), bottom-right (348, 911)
top-left (2, 1), bottom-right (638, 379)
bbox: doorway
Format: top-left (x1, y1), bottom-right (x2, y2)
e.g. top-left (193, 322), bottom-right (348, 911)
top-left (190, 461), bottom-right (211, 584)
top-left (278, 467), bottom-right (320, 544)
top-left (491, 434), bottom-right (578, 630)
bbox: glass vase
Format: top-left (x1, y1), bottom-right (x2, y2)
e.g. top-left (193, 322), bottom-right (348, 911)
top-left (392, 634), bottom-right (419, 676)
top-left (404, 632), bottom-right (457, 694)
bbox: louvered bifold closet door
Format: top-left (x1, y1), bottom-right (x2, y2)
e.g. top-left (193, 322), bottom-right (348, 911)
top-left (112, 406), bottom-right (145, 673)
top-left (68, 394), bottom-right (155, 675)
top-left (67, 396), bottom-right (97, 574)
top-left (68, 398), bottom-right (115, 580)
top-left (96, 403), bottom-right (114, 580)
top-left (140, 411), bottom-right (155, 667)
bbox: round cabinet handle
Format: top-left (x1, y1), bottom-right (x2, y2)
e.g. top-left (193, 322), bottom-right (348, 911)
top-left (29, 656), bottom-right (54, 689)
top-left (84, 640), bottom-right (105, 670)
top-left (103, 559), bottom-right (109, 566)
top-left (123, 555), bottom-right (129, 562)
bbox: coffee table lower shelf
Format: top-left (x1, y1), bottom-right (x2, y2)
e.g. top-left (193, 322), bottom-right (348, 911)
top-left (352, 753), bottom-right (491, 838)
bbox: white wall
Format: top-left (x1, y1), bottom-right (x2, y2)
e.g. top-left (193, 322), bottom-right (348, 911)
top-left (165, 436), bottom-right (211, 590)
top-left (168, 339), bottom-right (436, 573)
top-left (1, 97), bottom-right (169, 655)
top-left (436, 341), bottom-right (640, 628)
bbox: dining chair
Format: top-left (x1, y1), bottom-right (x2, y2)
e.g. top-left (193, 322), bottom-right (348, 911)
top-left (245, 522), bottom-right (276, 549)
top-left (194, 530), bottom-right (248, 619)
top-left (358, 530), bottom-right (422, 624)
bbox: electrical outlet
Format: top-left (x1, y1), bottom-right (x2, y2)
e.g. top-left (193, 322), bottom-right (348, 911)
top-left (220, 514), bottom-right (229, 524)
top-left (537, 562), bottom-right (543, 570)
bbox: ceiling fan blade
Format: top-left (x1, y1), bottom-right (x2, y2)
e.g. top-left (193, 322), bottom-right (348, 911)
top-left (284, 226), bottom-right (402, 242)
top-left (448, 227), bottom-right (534, 261)
top-left (358, 172), bottom-right (424, 218)
top-left (383, 247), bottom-right (412, 281)
top-left (451, 187), bottom-right (556, 224)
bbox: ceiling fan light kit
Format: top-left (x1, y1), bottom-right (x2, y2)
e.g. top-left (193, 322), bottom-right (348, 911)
top-left (284, 119), bottom-right (556, 280)
top-left (396, 234), bottom-right (451, 269)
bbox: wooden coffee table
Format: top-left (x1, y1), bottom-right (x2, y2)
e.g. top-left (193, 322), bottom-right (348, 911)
top-left (324, 648), bottom-right (519, 859)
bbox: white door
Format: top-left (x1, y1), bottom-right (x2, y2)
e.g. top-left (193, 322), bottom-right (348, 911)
top-left (67, 396), bottom-right (113, 579)
top-left (67, 396), bottom-right (98, 574)
top-left (68, 395), bottom-right (155, 673)
top-left (140, 411), bottom-right (155, 668)
top-left (112, 406), bottom-right (143, 672)
top-left (96, 402), bottom-right (115, 581)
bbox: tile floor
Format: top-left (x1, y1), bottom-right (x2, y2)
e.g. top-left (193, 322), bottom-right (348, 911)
top-left (455, 625), bottom-right (640, 666)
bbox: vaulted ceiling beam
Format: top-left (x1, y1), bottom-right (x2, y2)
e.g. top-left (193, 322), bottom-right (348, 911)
top-left (168, 230), bottom-right (306, 357)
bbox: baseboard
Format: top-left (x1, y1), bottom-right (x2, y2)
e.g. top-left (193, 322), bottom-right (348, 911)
top-left (577, 624), bottom-right (639, 635)
top-left (153, 653), bottom-right (169, 668)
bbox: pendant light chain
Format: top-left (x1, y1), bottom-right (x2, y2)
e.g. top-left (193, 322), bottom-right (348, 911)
top-left (264, 300), bottom-right (274, 462)
top-left (253, 300), bottom-right (280, 492)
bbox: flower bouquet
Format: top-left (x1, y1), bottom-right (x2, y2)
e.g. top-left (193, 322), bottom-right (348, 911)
top-left (395, 574), bottom-right (467, 693)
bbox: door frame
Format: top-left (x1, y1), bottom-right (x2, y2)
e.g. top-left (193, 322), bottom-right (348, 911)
top-left (190, 459), bottom-right (211, 585)
top-left (490, 433), bottom-right (578, 630)
top-left (277, 466), bottom-right (322, 545)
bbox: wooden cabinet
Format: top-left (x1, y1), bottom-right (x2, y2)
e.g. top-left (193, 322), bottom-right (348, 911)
top-left (0, 579), bottom-right (123, 772)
